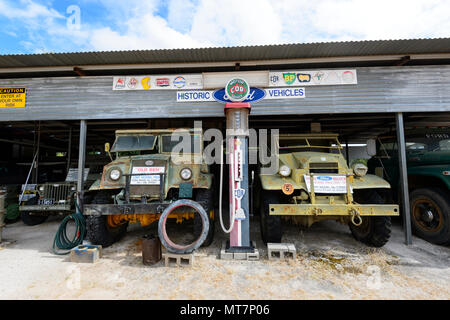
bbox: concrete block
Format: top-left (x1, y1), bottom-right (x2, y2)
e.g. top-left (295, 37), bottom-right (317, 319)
top-left (163, 253), bottom-right (194, 267)
top-left (220, 249), bottom-right (233, 260)
top-left (70, 245), bottom-right (102, 263)
top-left (247, 251), bottom-right (260, 261)
top-left (233, 252), bottom-right (247, 260)
top-left (267, 243), bottom-right (296, 260)
top-left (219, 241), bottom-right (260, 261)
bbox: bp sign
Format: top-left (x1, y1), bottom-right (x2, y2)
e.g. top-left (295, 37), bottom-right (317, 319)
top-left (225, 78), bottom-right (250, 102)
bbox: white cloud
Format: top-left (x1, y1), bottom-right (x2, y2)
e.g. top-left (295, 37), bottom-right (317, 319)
top-left (272, 0), bottom-right (450, 42)
top-left (89, 13), bottom-right (211, 50)
top-left (0, 0), bottom-right (63, 19)
top-left (1, 0), bottom-right (449, 53)
top-left (189, 0), bottom-right (283, 46)
top-left (167, 0), bottom-right (197, 34)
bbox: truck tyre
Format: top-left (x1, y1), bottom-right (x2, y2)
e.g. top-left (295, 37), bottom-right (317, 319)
top-left (349, 190), bottom-right (392, 247)
top-left (21, 196), bottom-right (48, 226)
top-left (194, 188), bottom-right (215, 247)
top-left (260, 191), bottom-right (282, 244)
top-left (159, 199), bottom-right (209, 254)
top-left (410, 188), bottom-right (450, 245)
top-left (85, 192), bottom-right (128, 247)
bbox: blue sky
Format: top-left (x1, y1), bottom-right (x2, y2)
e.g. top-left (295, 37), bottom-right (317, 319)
top-left (0, 0), bottom-right (449, 54)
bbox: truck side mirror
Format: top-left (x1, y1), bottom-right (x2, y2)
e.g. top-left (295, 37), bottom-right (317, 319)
top-left (105, 143), bottom-right (110, 153)
top-left (366, 139), bottom-right (377, 157)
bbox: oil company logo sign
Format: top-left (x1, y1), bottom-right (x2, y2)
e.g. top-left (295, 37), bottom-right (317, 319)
top-left (156, 78), bottom-right (170, 87)
top-left (283, 73), bottom-right (296, 85)
top-left (173, 76), bottom-right (186, 89)
top-left (112, 74), bottom-right (202, 90)
top-left (225, 78), bottom-right (250, 102)
top-left (270, 69), bottom-right (357, 87)
top-left (213, 87), bottom-right (266, 103)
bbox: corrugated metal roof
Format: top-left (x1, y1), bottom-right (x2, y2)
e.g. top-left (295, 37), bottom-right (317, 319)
top-left (0, 38), bottom-right (449, 68)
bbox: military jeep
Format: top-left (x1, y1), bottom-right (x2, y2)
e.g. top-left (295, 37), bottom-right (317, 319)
top-left (83, 129), bottom-right (215, 248)
top-left (258, 133), bottom-right (399, 247)
top-left (18, 168), bottom-right (93, 226)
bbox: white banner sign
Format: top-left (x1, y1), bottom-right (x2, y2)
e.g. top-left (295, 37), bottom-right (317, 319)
top-left (265, 87), bottom-right (305, 99)
top-left (113, 74), bottom-right (203, 91)
top-left (269, 69), bottom-right (357, 87)
top-left (176, 90), bottom-right (215, 102)
top-left (176, 87), bottom-right (305, 102)
top-left (304, 175), bottom-right (349, 194)
top-left (130, 166), bottom-right (165, 185)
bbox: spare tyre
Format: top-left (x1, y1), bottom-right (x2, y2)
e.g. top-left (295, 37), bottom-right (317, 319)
top-left (158, 199), bottom-right (209, 254)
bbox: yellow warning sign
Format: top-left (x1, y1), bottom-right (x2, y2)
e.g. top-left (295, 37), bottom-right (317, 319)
top-left (0, 87), bottom-right (27, 108)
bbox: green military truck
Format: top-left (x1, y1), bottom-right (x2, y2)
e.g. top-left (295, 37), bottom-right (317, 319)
top-left (258, 133), bottom-right (399, 247)
top-left (367, 129), bottom-right (450, 245)
top-left (83, 129), bottom-right (215, 252)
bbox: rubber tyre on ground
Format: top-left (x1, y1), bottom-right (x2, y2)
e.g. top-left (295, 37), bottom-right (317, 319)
top-left (159, 199), bottom-right (209, 254)
top-left (410, 188), bottom-right (450, 245)
top-left (349, 190), bottom-right (392, 247)
top-left (194, 188), bottom-right (215, 247)
top-left (85, 192), bottom-right (128, 247)
top-left (260, 190), bottom-right (282, 244)
top-left (21, 196), bottom-right (48, 226)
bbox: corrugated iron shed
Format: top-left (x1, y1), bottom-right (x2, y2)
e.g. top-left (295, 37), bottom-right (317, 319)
top-left (1, 38), bottom-right (449, 69)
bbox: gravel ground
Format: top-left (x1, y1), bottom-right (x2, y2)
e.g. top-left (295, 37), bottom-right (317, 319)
top-left (0, 214), bottom-right (449, 300)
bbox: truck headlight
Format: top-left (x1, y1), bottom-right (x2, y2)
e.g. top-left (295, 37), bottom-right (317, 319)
top-left (109, 168), bottom-right (122, 181)
top-left (353, 163), bottom-right (368, 177)
top-left (38, 186), bottom-right (44, 191)
top-left (180, 168), bottom-right (192, 180)
top-left (279, 165), bottom-right (291, 177)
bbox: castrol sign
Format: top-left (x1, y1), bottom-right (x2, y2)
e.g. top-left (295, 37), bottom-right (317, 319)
top-left (225, 78), bottom-right (250, 102)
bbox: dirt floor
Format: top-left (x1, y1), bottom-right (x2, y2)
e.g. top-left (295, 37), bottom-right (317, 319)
top-left (0, 214), bottom-right (449, 300)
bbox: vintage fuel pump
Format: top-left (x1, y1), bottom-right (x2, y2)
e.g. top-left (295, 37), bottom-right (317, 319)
top-left (219, 78), bottom-right (259, 260)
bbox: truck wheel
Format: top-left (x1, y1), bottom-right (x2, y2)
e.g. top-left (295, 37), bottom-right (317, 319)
top-left (349, 190), bottom-right (392, 247)
top-left (410, 188), bottom-right (450, 245)
top-left (260, 191), bottom-right (282, 244)
top-left (194, 188), bottom-right (215, 247)
top-left (21, 196), bottom-right (48, 226)
top-left (85, 192), bottom-right (128, 247)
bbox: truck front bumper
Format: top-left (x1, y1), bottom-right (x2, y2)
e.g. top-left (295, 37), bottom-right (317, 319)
top-left (84, 201), bottom-right (207, 216)
top-left (269, 204), bottom-right (399, 216)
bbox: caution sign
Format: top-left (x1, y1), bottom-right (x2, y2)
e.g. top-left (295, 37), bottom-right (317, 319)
top-left (0, 87), bottom-right (27, 108)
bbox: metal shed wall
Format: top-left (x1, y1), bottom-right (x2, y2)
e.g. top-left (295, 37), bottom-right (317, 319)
top-left (0, 65), bottom-right (449, 121)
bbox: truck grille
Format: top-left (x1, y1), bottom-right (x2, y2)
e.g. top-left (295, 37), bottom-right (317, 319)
top-left (309, 162), bottom-right (339, 174)
top-left (38, 183), bottom-right (74, 205)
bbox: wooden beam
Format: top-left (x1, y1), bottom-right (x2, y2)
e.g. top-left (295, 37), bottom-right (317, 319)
top-left (396, 55), bottom-right (411, 66)
top-left (73, 66), bottom-right (86, 77)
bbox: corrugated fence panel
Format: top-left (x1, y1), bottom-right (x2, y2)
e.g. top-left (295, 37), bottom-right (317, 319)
top-left (0, 65), bottom-right (449, 121)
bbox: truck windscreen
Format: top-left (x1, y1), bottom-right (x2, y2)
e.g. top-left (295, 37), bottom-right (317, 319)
top-left (111, 135), bottom-right (156, 152)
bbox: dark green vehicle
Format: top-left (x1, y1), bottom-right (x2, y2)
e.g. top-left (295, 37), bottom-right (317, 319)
top-left (368, 129), bottom-right (450, 245)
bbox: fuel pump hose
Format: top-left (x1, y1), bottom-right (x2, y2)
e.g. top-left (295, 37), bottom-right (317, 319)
top-left (52, 201), bottom-right (86, 255)
top-left (219, 143), bottom-right (237, 233)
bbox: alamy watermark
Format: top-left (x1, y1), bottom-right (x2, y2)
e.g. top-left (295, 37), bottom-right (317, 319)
top-left (66, 5), bottom-right (81, 31)
top-left (168, 121), bottom-right (280, 174)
